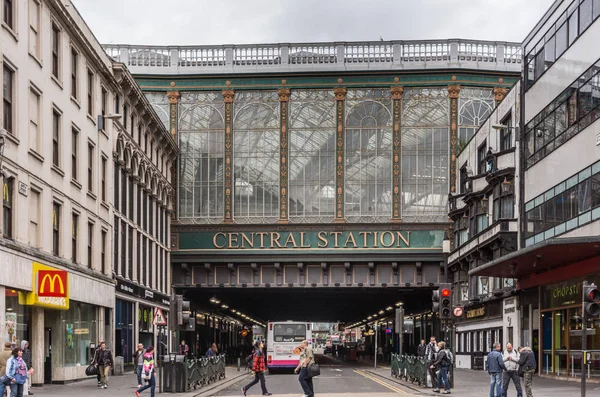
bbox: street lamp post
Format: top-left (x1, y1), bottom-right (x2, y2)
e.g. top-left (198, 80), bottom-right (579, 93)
top-left (374, 323), bottom-right (378, 370)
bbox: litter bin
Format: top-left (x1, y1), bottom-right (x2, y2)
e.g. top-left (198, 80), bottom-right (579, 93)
top-left (472, 352), bottom-right (484, 370)
top-left (113, 356), bottom-right (124, 376)
top-left (161, 354), bottom-right (188, 392)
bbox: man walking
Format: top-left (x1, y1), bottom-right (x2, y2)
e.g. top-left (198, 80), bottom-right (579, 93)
top-left (96, 342), bottom-right (114, 389)
top-left (425, 336), bottom-right (439, 389)
top-left (488, 343), bottom-right (507, 397)
top-left (133, 344), bottom-right (145, 388)
top-left (517, 347), bottom-right (536, 397)
top-left (502, 343), bottom-right (522, 397)
top-left (417, 339), bottom-right (427, 357)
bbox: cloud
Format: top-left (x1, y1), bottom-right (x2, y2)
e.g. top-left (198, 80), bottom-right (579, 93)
top-left (73, 0), bottom-right (554, 46)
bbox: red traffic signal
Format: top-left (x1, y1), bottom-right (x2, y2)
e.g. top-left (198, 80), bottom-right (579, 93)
top-left (583, 282), bottom-right (600, 318)
top-left (438, 283), bottom-right (452, 320)
top-left (441, 288), bottom-right (451, 298)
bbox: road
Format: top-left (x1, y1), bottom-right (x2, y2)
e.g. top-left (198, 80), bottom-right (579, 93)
top-left (215, 355), bottom-right (417, 396)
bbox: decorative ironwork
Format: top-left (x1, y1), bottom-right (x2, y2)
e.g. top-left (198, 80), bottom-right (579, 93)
top-left (334, 87), bottom-right (347, 222)
top-left (167, 91), bottom-right (180, 139)
top-left (278, 88), bottom-right (290, 223)
top-left (391, 86), bottom-right (404, 221)
top-left (448, 85), bottom-right (460, 193)
top-left (222, 89), bottom-right (235, 223)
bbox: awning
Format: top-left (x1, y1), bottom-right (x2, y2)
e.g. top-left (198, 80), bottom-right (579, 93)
top-left (469, 236), bottom-right (600, 279)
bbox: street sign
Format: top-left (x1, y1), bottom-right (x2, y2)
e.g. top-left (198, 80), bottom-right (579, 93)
top-left (153, 308), bottom-right (167, 326)
top-left (453, 307), bottom-right (464, 318)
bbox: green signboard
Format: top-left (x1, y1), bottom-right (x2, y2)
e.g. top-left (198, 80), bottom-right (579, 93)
top-left (177, 230), bottom-right (444, 253)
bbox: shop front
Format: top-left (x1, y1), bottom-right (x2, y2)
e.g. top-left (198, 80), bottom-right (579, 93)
top-left (539, 275), bottom-right (600, 379)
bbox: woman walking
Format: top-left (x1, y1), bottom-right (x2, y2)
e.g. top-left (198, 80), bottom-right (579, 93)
top-left (135, 346), bottom-right (156, 397)
top-left (241, 341), bottom-right (272, 396)
top-left (5, 347), bottom-right (34, 397)
top-left (294, 340), bottom-right (315, 397)
top-left (20, 342), bottom-right (32, 396)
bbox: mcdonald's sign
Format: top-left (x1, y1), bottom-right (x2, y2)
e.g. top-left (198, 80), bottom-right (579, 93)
top-left (38, 270), bottom-right (67, 297)
top-left (18, 262), bottom-right (70, 310)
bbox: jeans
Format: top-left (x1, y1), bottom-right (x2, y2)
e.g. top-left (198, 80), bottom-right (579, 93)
top-left (244, 372), bottom-right (268, 394)
top-left (298, 367), bottom-right (314, 396)
top-left (137, 372), bottom-right (155, 397)
top-left (136, 365), bottom-right (144, 385)
top-left (490, 372), bottom-right (503, 397)
top-left (98, 365), bottom-right (110, 386)
top-left (427, 362), bottom-right (438, 388)
top-left (437, 366), bottom-right (450, 391)
top-left (502, 370), bottom-right (522, 397)
top-left (9, 383), bottom-right (23, 397)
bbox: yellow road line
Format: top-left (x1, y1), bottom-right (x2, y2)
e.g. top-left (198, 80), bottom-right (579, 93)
top-left (353, 369), bottom-right (406, 394)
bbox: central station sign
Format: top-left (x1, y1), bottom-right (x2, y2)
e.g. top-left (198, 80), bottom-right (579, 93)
top-left (178, 230), bottom-right (444, 252)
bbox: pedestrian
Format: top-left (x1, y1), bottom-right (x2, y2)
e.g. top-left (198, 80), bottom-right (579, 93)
top-left (91, 341), bottom-right (104, 388)
top-left (417, 339), bottom-right (427, 357)
top-left (502, 343), bottom-right (522, 397)
top-left (241, 341), bottom-right (272, 396)
top-left (1, 342), bottom-right (14, 396)
top-left (294, 340), bottom-right (315, 397)
top-left (96, 342), bottom-right (114, 389)
top-left (135, 346), bottom-right (156, 397)
top-left (425, 336), bottom-right (439, 389)
top-left (377, 346), bottom-right (384, 363)
top-left (5, 347), bottom-right (34, 397)
top-left (178, 340), bottom-right (189, 356)
top-left (488, 342), bottom-right (507, 397)
top-left (430, 341), bottom-right (451, 394)
top-left (205, 343), bottom-right (217, 358)
top-left (517, 347), bottom-right (536, 397)
top-left (19, 342), bottom-right (32, 396)
top-left (133, 344), bottom-right (145, 388)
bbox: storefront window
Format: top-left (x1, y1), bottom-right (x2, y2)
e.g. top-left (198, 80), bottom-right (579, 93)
top-left (115, 299), bottom-right (134, 364)
top-left (4, 289), bottom-right (30, 347)
top-left (52, 301), bottom-right (98, 367)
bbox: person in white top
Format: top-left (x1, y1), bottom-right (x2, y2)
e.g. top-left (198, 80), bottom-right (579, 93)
top-left (502, 343), bottom-right (522, 397)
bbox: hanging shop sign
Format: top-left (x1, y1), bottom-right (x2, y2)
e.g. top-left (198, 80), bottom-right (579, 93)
top-left (466, 306), bottom-right (485, 319)
top-left (177, 230), bottom-right (445, 252)
top-left (116, 278), bottom-right (170, 306)
top-left (19, 262), bottom-right (70, 310)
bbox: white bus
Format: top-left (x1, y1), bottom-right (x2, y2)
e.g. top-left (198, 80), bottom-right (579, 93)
top-left (266, 321), bottom-right (313, 369)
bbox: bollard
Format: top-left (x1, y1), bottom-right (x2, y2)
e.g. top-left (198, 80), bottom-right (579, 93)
top-left (237, 357), bottom-right (241, 371)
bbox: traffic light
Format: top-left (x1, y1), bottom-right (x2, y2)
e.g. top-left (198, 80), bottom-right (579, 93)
top-left (432, 289), bottom-right (440, 314)
top-left (583, 282), bottom-right (600, 318)
top-left (175, 294), bottom-right (192, 330)
top-left (439, 283), bottom-right (452, 320)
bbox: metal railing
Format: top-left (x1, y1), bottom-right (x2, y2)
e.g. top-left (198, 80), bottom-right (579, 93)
top-left (103, 39), bottom-right (522, 74)
top-left (391, 354), bottom-right (429, 386)
top-left (187, 355), bottom-right (227, 390)
top-left (160, 354), bottom-right (226, 392)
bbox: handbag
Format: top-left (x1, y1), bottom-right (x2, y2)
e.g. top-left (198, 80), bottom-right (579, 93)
top-left (307, 363), bottom-right (321, 378)
top-left (85, 364), bottom-right (98, 376)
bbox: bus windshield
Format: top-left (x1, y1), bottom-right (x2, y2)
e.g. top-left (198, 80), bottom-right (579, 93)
top-left (273, 324), bottom-right (306, 343)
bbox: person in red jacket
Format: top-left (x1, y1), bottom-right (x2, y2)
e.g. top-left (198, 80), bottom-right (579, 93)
top-left (241, 341), bottom-right (271, 396)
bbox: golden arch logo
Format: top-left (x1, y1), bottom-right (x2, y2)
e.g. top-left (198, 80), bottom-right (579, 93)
top-left (38, 270), bottom-right (68, 298)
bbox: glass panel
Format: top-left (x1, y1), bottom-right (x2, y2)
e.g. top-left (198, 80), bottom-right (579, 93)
top-left (289, 90), bottom-right (336, 223)
top-left (568, 11), bottom-right (579, 46)
top-left (580, 0), bottom-right (594, 32)
top-left (345, 89), bottom-right (393, 222)
top-left (554, 309), bottom-right (568, 376)
top-left (556, 23), bottom-right (568, 57)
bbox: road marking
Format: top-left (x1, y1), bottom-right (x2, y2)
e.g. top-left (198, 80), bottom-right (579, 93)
top-left (353, 369), bottom-right (407, 394)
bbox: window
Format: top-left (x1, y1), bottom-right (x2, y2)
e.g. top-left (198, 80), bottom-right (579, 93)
top-left (71, 213), bottom-right (78, 263)
top-left (128, 177), bottom-right (133, 221)
top-left (149, 198), bottom-right (153, 235)
top-left (101, 229), bottom-right (107, 274)
top-left (128, 225), bottom-right (133, 280)
top-left (123, 104), bottom-right (128, 129)
top-left (130, 114), bottom-right (134, 135)
top-left (477, 141), bottom-right (487, 175)
top-left (114, 164), bottom-right (119, 211)
top-left (136, 181), bottom-right (141, 226)
top-left (2, 177), bottom-right (13, 238)
top-left (3, 0), bottom-right (14, 29)
top-left (2, 65), bottom-right (14, 135)
top-left (120, 220), bottom-right (126, 277)
top-left (136, 231), bottom-right (141, 281)
top-left (101, 87), bottom-right (107, 127)
top-left (120, 168), bottom-right (126, 214)
top-left (149, 241), bottom-right (153, 288)
top-left (86, 69), bottom-right (94, 116)
top-left (28, 0), bottom-right (41, 59)
top-left (493, 182), bottom-right (514, 221)
top-left (87, 143), bottom-right (94, 192)
top-left (71, 49), bottom-right (78, 99)
top-left (142, 236), bottom-right (147, 285)
top-left (28, 188), bottom-right (40, 247)
top-left (459, 164), bottom-right (469, 194)
top-left (71, 128), bottom-right (78, 181)
top-left (453, 214), bottom-right (469, 247)
top-left (137, 125), bottom-right (142, 146)
top-left (52, 202), bottom-right (61, 255)
top-left (114, 94), bottom-right (120, 115)
top-left (49, 110), bottom-right (62, 168)
top-left (29, 87), bottom-right (41, 153)
top-left (51, 24), bottom-right (60, 79)
top-left (113, 216), bottom-right (119, 274)
top-left (143, 190), bottom-right (148, 230)
top-left (101, 156), bottom-right (107, 201)
top-left (87, 222), bottom-right (93, 269)
top-left (500, 112), bottom-right (513, 151)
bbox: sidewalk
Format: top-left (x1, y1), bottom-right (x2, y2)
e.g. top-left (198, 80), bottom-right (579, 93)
top-left (365, 366), bottom-right (600, 396)
top-left (28, 366), bottom-right (247, 397)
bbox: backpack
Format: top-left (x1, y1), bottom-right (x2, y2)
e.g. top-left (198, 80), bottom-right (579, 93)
top-left (443, 349), bottom-right (453, 365)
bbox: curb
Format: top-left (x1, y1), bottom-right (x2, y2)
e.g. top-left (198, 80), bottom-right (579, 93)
top-left (191, 371), bottom-right (249, 397)
top-left (363, 369), bottom-right (438, 396)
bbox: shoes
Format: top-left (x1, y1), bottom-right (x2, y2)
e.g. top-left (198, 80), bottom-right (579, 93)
top-left (135, 392), bottom-right (141, 397)
top-left (137, 384), bottom-right (142, 388)
top-left (263, 394), bottom-right (273, 396)
top-left (432, 389), bottom-right (440, 393)
top-left (29, 394), bottom-right (34, 396)
top-left (241, 387), bottom-right (247, 396)
top-left (442, 391), bottom-right (451, 394)
top-left (103, 384), bottom-right (108, 389)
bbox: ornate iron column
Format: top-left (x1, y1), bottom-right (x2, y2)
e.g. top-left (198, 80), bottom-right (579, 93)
top-left (448, 84), bottom-right (461, 193)
top-left (391, 85), bottom-right (404, 222)
top-left (278, 88), bottom-right (291, 224)
top-left (222, 89), bottom-right (235, 224)
top-left (166, 89), bottom-right (180, 140)
top-left (493, 87), bottom-right (507, 107)
top-left (167, 89), bottom-right (180, 220)
top-left (334, 87), bottom-right (347, 223)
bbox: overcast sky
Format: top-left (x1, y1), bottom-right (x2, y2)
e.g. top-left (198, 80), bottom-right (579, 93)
top-left (73, 0), bottom-right (554, 46)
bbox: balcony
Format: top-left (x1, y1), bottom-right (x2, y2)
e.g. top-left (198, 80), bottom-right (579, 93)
top-left (448, 219), bottom-right (518, 264)
top-left (103, 39), bottom-right (522, 75)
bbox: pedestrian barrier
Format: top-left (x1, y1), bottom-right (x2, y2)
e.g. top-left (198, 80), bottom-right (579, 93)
top-left (161, 354), bottom-right (226, 392)
top-left (390, 354), bottom-right (428, 386)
